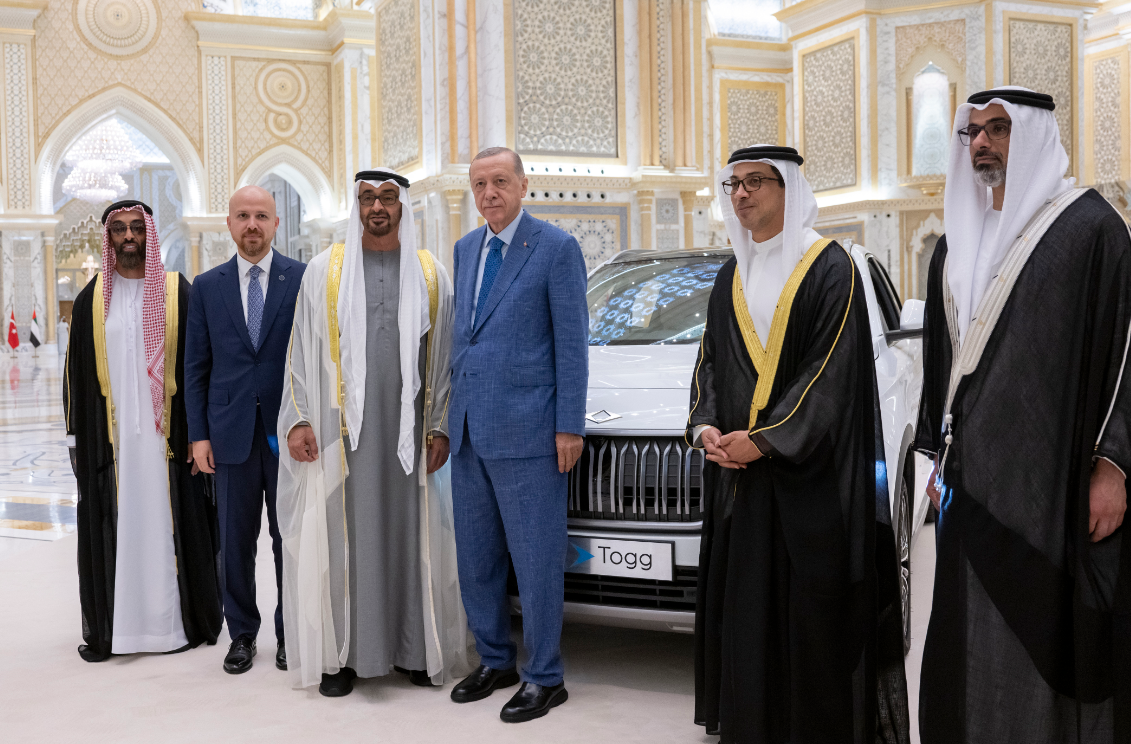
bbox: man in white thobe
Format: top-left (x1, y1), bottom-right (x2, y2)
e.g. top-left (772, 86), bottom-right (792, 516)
top-left (278, 169), bottom-right (471, 696)
top-left (65, 199), bottom-right (221, 661)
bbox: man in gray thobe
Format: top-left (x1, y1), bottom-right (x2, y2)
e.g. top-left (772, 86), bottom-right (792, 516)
top-left (278, 169), bottom-right (470, 697)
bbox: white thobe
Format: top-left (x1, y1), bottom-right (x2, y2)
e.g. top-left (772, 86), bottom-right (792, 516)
top-left (106, 273), bottom-right (188, 654)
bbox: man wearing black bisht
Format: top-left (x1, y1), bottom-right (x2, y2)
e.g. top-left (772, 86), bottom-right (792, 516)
top-left (689, 145), bottom-right (909, 743)
top-left (916, 87), bottom-right (1131, 743)
top-left (64, 199), bottom-right (222, 662)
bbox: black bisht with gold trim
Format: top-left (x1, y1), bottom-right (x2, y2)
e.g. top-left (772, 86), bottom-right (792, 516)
top-left (688, 240), bottom-right (909, 743)
top-left (64, 272), bottom-right (222, 661)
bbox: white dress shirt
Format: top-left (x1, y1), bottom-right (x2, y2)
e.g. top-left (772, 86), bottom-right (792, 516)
top-left (472, 209), bottom-right (524, 327)
top-left (236, 250), bottom-right (273, 323)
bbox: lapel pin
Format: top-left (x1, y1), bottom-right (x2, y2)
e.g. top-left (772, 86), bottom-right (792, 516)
top-left (279, 275), bottom-right (285, 281)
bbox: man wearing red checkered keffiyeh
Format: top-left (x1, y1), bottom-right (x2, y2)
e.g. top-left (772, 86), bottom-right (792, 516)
top-left (100, 200), bottom-right (166, 434)
top-left (64, 198), bottom-right (222, 663)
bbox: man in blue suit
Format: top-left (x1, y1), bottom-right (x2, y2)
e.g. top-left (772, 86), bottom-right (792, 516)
top-left (184, 185), bottom-right (305, 675)
top-left (447, 147), bottom-right (589, 723)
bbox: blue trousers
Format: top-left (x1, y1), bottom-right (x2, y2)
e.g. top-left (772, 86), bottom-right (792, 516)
top-left (451, 421), bottom-right (568, 687)
top-left (215, 409), bottom-right (283, 643)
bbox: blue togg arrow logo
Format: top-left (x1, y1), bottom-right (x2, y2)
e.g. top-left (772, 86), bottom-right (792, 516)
top-left (569, 542), bottom-right (594, 568)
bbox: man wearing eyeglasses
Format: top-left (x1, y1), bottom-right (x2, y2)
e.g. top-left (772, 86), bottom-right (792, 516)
top-left (915, 87), bottom-right (1131, 743)
top-left (65, 200), bottom-right (222, 662)
top-left (689, 146), bottom-right (909, 743)
top-left (185, 185), bottom-right (306, 675)
top-left (276, 169), bottom-right (468, 697)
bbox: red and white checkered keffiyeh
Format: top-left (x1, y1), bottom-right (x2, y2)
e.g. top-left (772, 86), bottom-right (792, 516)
top-left (101, 205), bottom-right (166, 436)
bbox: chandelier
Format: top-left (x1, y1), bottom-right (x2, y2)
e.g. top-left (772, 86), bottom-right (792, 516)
top-left (62, 119), bottom-right (142, 204)
top-left (62, 169), bottom-right (129, 203)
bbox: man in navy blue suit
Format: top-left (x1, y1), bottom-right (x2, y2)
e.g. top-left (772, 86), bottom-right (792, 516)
top-left (184, 185), bottom-right (305, 675)
top-left (447, 147), bottom-right (589, 723)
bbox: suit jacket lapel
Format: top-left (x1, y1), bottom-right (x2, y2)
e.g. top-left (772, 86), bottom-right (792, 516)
top-left (458, 227), bottom-right (487, 331)
top-left (219, 255), bottom-right (256, 353)
top-left (473, 212), bottom-right (541, 332)
top-left (255, 251), bottom-right (290, 343)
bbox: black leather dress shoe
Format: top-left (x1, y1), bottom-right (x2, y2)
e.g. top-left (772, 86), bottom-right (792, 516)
top-left (223, 636), bottom-right (256, 675)
top-left (276, 642), bottom-right (287, 671)
top-left (319, 667), bottom-right (357, 697)
top-left (449, 664), bottom-right (520, 703)
top-left (394, 666), bottom-right (436, 687)
top-left (499, 681), bottom-right (568, 723)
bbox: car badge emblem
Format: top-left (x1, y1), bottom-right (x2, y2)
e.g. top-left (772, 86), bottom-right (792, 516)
top-left (585, 410), bottom-right (622, 424)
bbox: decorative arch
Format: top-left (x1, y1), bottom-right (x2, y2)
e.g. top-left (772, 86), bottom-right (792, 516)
top-left (236, 145), bottom-right (334, 220)
top-left (907, 211), bottom-right (945, 299)
top-left (35, 86), bottom-right (206, 216)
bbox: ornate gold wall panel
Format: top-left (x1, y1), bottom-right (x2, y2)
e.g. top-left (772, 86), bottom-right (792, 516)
top-left (34, 0), bottom-right (202, 151)
top-left (1086, 48), bottom-right (1129, 185)
top-left (205, 55), bottom-right (230, 214)
top-left (512, 0), bottom-right (619, 157)
top-left (231, 58), bottom-right (332, 183)
top-left (719, 80), bottom-right (785, 166)
top-left (895, 19), bottom-right (965, 76)
top-left (377, 0), bottom-right (422, 171)
top-left (4, 42), bottom-right (32, 210)
top-left (801, 33), bottom-right (859, 193)
top-left (1005, 14), bottom-right (1075, 172)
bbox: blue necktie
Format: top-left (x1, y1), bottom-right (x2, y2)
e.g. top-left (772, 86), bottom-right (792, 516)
top-left (474, 236), bottom-right (505, 326)
top-left (247, 264), bottom-right (264, 351)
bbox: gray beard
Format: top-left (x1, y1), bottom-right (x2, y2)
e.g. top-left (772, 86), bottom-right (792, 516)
top-left (974, 162), bottom-right (1006, 189)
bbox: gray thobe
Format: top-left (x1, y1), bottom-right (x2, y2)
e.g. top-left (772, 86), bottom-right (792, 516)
top-left (327, 247), bottom-right (427, 677)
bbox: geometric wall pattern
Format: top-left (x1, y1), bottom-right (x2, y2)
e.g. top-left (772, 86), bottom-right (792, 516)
top-left (725, 88), bottom-right (780, 157)
top-left (3, 43), bottom-right (31, 210)
top-left (205, 56), bottom-right (230, 213)
top-left (1008, 19), bottom-right (1073, 163)
top-left (513, 0), bottom-right (618, 157)
top-left (802, 38), bottom-right (857, 192)
top-left (525, 204), bottom-right (629, 269)
top-left (894, 19), bottom-right (965, 75)
top-left (378, 0), bottom-right (421, 170)
top-left (33, 0), bottom-right (203, 150)
top-left (1093, 56), bottom-right (1122, 183)
top-left (232, 59), bottom-right (333, 178)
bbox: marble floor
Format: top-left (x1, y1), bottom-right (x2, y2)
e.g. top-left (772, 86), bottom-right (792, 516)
top-left (0, 351), bottom-right (75, 547)
top-left (0, 347), bottom-right (937, 743)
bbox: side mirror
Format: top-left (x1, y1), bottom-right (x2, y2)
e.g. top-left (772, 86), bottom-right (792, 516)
top-left (885, 299), bottom-right (925, 343)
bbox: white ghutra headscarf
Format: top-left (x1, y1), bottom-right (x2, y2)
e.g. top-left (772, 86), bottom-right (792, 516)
top-left (719, 145), bottom-right (824, 340)
top-left (943, 86), bottom-right (1073, 341)
top-left (338, 168), bottom-right (431, 473)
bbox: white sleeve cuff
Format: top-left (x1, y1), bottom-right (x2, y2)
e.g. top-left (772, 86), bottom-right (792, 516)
top-left (66, 435), bottom-right (76, 448)
top-left (692, 424), bottom-right (710, 448)
top-left (1098, 456), bottom-right (1127, 479)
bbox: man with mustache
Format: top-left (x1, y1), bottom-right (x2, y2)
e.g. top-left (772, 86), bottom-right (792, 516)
top-left (64, 199), bottom-right (222, 662)
top-left (185, 185), bottom-right (305, 675)
top-left (277, 169), bottom-right (469, 697)
top-left (915, 87), bottom-right (1131, 742)
top-left (688, 146), bottom-right (909, 743)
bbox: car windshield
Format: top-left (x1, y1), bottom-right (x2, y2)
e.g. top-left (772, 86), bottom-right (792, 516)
top-left (587, 254), bottom-right (728, 345)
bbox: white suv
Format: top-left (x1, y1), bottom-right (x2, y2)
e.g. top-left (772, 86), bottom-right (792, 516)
top-left (554, 244), bottom-right (928, 650)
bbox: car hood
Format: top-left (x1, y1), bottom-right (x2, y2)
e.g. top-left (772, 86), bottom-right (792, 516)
top-left (584, 345), bottom-right (699, 435)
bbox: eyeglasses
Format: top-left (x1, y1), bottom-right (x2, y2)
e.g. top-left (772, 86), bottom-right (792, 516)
top-left (958, 121), bottom-right (1011, 146)
top-left (721, 175), bottom-right (784, 195)
top-left (108, 221), bottom-right (146, 236)
top-left (358, 192), bottom-right (400, 207)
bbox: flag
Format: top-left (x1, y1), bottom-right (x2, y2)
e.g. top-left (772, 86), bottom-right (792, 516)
top-left (6, 311), bottom-right (17, 350)
top-left (29, 309), bottom-right (40, 348)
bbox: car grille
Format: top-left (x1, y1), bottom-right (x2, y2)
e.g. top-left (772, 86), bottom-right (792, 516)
top-left (567, 436), bottom-right (704, 523)
top-left (564, 566), bottom-right (698, 612)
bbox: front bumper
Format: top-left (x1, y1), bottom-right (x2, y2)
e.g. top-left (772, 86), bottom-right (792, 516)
top-left (509, 524), bottom-right (702, 634)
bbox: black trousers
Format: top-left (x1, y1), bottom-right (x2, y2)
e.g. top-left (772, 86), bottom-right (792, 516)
top-left (215, 408), bottom-right (283, 643)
